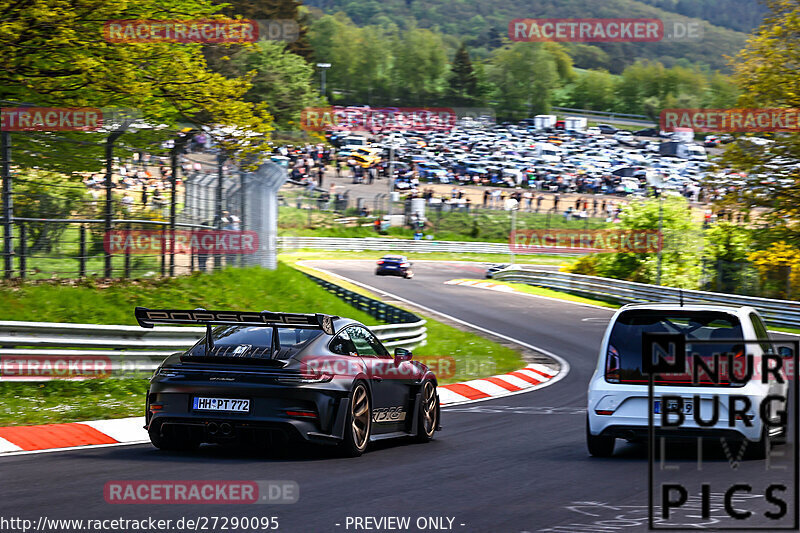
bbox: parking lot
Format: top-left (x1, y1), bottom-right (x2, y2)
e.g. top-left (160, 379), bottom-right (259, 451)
top-left (330, 122), bottom-right (729, 206)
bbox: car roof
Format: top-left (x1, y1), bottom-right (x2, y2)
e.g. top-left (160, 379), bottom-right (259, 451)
top-left (619, 303), bottom-right (754, 315)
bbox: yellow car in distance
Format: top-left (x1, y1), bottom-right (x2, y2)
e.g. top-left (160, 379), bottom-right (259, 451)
top-left (351, 147), bottom-right (382, 168)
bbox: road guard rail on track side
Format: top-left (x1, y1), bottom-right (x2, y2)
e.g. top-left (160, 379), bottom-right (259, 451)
top-left (0, 280), bottom-right (427, 381)
top-left (278, 236), bottom-right (584, 255)
top-left (302, 272), bottom-right (427, 350)
top-left (493, 266), bottom-right (800, 329)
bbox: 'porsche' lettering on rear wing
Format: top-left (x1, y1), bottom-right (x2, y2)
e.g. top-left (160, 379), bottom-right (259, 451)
top-left (134, 306), bottom-right (337, 335)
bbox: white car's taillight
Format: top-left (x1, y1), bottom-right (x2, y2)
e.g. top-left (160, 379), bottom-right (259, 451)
top-left (606, 344), bottom-right (620, 383)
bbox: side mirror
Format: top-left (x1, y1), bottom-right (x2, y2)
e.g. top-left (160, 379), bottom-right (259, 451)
top-left (779, 346), bottom-right (794, 359)
top-left (394, 347), bottom-right (413, 363)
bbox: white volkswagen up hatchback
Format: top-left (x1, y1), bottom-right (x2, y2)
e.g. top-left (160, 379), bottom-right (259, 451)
top-left (586, 304), bottom-right (791, 458)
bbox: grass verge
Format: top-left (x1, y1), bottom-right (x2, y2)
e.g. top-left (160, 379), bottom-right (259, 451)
top-left (0, 379), bottom-right (148, 427)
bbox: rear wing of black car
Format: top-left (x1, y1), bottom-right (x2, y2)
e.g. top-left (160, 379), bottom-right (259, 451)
top-left (134, 307), bottom-right (337, 335)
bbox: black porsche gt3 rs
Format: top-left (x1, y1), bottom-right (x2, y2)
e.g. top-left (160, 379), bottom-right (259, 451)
top-left (137, 307), bottom-right (440, 457)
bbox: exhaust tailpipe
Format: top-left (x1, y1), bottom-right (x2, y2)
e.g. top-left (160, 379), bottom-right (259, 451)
top-left (220, 423), bottom-right (232, 436)
top-left (207, 422), bottom-right (219, 435)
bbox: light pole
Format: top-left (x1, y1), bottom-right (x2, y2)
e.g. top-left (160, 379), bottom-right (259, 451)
top-left (316, 63), bottom-right (331, 97)
top-left (510, 202), bottom-right (519, 265)
top-left (656, 189), bottom-right (663, 286)
top-left (387, 145), bottom-right (395, 217)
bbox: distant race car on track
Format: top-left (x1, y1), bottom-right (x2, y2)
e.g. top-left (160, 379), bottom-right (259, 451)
top-left (375, 255), bottom-right (414, 278)
top-left (138, 307), bottom-right (440, 457)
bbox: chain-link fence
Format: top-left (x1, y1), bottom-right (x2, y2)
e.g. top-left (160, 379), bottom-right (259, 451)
top-left (0, 116), bottom-right (250, 279)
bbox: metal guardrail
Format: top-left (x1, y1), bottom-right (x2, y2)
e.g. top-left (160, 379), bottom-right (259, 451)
top-left (0, 279), bottom-right (427, 380)
top-left (493, 266), bottom-right (800, 329)
top-left (552, 106), bottom-right (650, 121)
top-left (279, 236), bottom-right (585, 255)
top-left (551, 106), bottom-right (656, 127)
top-left (302, 272), bottom-right (427, 349)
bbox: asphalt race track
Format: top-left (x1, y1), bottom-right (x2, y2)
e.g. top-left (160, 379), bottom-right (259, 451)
top-left (0, 260), bottom-right (796, 532)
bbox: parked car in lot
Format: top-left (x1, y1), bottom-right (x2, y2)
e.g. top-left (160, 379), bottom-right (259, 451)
top-left (633, 128), bottom-right (663, 138)
top-left (597, 124), bottom-right (619, 135)
top-left (376, 255), bottom-right (414, 279)
top-left (586, 304), bottom-right (791, 459)
top-left (613, 131), bottom-right (636, 146)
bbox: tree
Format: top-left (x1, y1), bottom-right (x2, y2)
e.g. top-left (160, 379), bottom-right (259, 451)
top-left (719, 0), bottom-right (800, 237)
top-left (0, 0), bottom-right (274, 170)
top-left (567, 44), bottom-right (611, 70)
top-left (748, 242), bottom-right (800, 299)
top-left (232, 40), bottom-right (320, 130)
top-left (390, 29), bottom-right (449, 106)
top-left (446, 43), bottom-right (479, 106)
top-left (12, 169), bottom-right (88, 254)
top-left (214, 0), bottom-right (314, 61)
top-left (568, 196), bottom-right (703, 288)
top-left (568, 70), bottom-right (617, 111)
top-left (487, 43), bottom-right (559, 120)
top-left (703, 222), bottom-right (753, 293)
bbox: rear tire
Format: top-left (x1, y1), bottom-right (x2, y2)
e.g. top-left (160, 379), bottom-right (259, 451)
top-left (414, 381), bottom-right (439, 442)
top-left (586, 417), bottom-right (615, 457)
top-left (744, 427), bottom-right (769, 460)
top-left (340, 382), bottom-right (371, 457)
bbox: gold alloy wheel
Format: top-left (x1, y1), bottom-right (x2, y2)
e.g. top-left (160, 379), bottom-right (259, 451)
top-left (351, 384), bottom-right (370, 449)
top-left (422, 381), bottom-right (437, 435)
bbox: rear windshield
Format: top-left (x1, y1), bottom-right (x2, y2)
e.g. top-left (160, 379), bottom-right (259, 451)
top-left (184, 326), bottom-right (321, 361)
top-left (606, 310), bottom-right (745, 386)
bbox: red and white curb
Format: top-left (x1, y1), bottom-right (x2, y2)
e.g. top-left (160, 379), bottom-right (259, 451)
top-left (444, 279), bottom-right (516, 293)
top-left (0, 363), bottom-right (559, 455)
top-left (439, 363), bottom-right (556, 406)
top-left (0, 417), bottom-right (148, 454)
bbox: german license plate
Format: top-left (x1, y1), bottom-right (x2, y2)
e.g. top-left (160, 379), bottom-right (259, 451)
top-left (193, 397), bottom-right (250, 413)
top-left (653, 399), bottom-right (693, 415)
